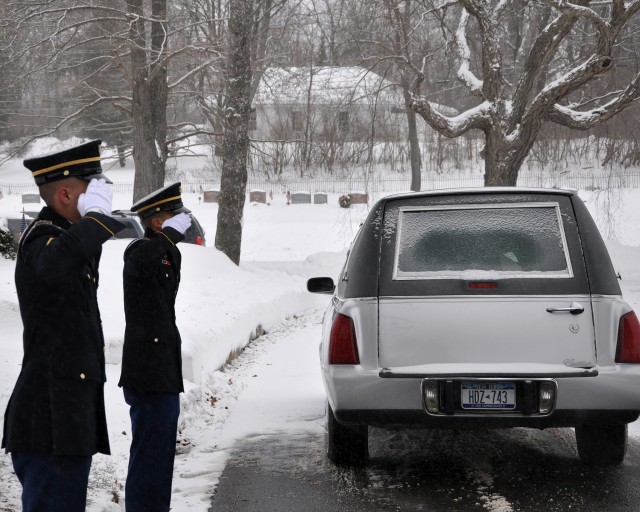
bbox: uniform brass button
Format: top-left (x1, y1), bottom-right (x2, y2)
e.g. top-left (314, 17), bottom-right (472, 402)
top-left (80, 373), bottom-right (86, 380)
top-left (166, 273), bottom-right (169, 278)
top-left (86, 274), bottom-right (91, 279)
top-left (154, 338), bottom-right (159, 343)
top-left (93, 277), bottom-right (96, 283)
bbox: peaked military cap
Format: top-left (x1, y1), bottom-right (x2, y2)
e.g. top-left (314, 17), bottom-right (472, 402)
top-left (23, 139), bottom-right (113, 185)
top-left (131, 182), bottom-right (191, 219)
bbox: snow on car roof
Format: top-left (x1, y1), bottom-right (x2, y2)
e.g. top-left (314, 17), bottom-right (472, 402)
top-left (381, 186), bottom-right (578, 201)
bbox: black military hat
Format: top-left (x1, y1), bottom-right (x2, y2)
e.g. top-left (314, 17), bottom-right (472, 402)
top-left (131, 182), bottom-right (191, 219)
top-left (23, 139), bottom-right (113, 185)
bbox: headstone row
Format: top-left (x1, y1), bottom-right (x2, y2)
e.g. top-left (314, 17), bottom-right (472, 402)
top-left (201, 190), bottom-right (334, 205)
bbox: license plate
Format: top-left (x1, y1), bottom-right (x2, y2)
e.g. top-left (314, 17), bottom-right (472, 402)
top-left (461, 381), bottom-right (516, 410)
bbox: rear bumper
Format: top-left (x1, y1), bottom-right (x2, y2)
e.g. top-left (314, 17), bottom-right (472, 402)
top-left (334, 408), bottom-right (640, 429)
top-left (324, 363), bottom-right (640, 428)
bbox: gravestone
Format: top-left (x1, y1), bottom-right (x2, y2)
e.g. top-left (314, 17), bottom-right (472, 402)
top-left (249, 190), bottom-right (266, 203)
top-left (291, 192), bottom-right (311, 204)
top-left (22, 193), bottom-right (40, 204)
top-left (20, 194), bottom-right (41, 218)
top-left (313, 192), bottom-right (328, 204)
top-left (349, 192), bottom-right (368, 204)
top-left (7, 216), bottom-right (32, 243)
top-left (203, 190), bottom-right (220, 203)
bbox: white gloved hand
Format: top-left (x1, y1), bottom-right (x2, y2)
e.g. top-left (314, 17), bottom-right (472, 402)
top-left (77, 179), bottom-right (112, 216)
top-left (162, 212), bottom-right (192, 235)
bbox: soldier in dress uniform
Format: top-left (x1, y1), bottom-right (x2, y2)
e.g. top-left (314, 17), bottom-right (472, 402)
top-left (118, 182), bottom-right (192, 512)
top-left (1, 139), bottom-right (125, 512)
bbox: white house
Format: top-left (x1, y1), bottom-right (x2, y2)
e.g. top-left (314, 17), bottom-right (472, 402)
top-left (251, 66), bottom-right (409, 143)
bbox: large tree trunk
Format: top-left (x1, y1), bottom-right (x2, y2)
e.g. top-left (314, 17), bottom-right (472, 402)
top-left (403, 85), bottom-right (422, 191)
top-left (483, 122), bottom-right (540, 186)
top-left (215, 0), bottom-right (254, 265)
top-left (128, 0), bottom-right (168, 202)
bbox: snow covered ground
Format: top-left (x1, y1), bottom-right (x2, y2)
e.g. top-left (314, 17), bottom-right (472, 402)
top-left (0, 156), bottom-right (370, 511)
top-left (1, 145), bottom-right (640, 511)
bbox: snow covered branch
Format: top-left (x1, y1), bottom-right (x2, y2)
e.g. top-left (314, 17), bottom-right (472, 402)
top-left (410, 95), bottom-right (490, 136)
top-left (455, 9), bottom-right (483, 97)
top-left (547, 72), bottom-right (640, 129)
top-left (526, 55), bottom-right (614, 122)
top-left (540, 0), bottom-right (609, 36)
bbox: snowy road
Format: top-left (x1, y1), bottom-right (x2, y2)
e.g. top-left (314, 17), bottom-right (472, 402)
top-left (211, 309), bottom-right (640, 512)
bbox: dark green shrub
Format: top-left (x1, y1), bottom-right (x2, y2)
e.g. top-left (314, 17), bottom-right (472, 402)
top-left (338, 194), bottom-right (351, 208)
top-left (0, 229), bottom-right (17, 260)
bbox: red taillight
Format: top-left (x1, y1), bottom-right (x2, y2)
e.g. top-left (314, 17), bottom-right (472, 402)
top-left (329, 313), bottom-right (360, 364)
top-left (615, 311), bottom-right (640, 363)
top-left (469, 282), bottom-right (498, 289)
top-left (195, 236), bottom-right (203, 246)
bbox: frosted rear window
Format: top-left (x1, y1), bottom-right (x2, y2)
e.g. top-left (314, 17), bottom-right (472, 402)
top-left (394, 203), bottom-right (572, 280)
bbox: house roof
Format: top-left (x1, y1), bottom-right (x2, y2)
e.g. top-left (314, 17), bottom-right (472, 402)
top-left (254, 66), bottom-right (404, 107)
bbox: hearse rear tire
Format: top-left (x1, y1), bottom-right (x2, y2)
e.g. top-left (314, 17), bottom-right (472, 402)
top-left (326, 402), bottom-right (368, 466)
top-left (575, 423), bottom-right (627, 466)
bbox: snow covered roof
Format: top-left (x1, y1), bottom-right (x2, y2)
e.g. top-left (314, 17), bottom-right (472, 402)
top-left (254, 66), bottom-right (404, 107)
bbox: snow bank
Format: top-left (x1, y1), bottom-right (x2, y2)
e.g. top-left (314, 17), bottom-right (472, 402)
top-left (100, 240), bottom-right (336, 385)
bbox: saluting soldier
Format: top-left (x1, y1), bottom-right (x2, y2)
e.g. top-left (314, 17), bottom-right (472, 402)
top-left (1, 139), bottom-right (125, 512)
top-left (118, 182), bottom-right (192, 512)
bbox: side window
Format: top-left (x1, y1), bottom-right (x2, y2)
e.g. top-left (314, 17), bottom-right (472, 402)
top-left (338, 111), bottom-right (349, 132)
top-left (291, 111), bottom-right (303, 132)
top-left (394, 203), bottom-right (572, 280)
top-left (248, 107), bottom-right (257, 131)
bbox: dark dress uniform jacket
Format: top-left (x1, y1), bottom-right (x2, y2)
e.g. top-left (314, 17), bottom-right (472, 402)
top-left (2, 207), bottom-right (124, 456)
top-left (118, 226), bottom-right (185, 393)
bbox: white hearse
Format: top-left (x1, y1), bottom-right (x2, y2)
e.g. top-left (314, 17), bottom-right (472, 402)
top-left (308, 188), bottom-right (640, 466)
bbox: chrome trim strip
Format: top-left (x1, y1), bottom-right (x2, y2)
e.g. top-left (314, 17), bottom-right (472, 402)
top-left (384, 187), bottom-right (575, 201)
top-left (332, 296), bottom-right (377, 307)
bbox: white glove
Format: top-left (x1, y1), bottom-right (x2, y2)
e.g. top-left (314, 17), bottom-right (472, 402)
top-left (162, 212), bottom-right (192, 235)
top-left (77, 179), bottom-right (112, 216)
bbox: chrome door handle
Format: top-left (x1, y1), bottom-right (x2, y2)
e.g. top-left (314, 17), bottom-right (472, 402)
top-left (546, 302), bottom-right (584, 315)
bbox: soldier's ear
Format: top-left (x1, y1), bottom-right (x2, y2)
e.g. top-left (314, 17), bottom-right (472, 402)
top-left (56, 179), bottom-right (85, 206)
top-left (151, 215), bottom-right (165, 231)
top-left (57, 185), bottom-right (73, 205)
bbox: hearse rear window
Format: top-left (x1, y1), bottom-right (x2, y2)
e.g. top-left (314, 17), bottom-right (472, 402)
top-left (394, 203), bottom-right (573, 280)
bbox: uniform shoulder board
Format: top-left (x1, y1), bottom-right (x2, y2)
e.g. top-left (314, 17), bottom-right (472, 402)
top-left (18, 219), bottom-right (62, 250)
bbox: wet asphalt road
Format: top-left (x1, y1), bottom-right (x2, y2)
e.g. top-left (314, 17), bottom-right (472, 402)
top-left (211, 423), bottom-right (640, 511)
top-left (208, 310), bottom-right (640, 512)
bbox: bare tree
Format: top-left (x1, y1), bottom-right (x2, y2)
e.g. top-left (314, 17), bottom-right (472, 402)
top-left (126, 0), bottom-right (169, 199)
top-left (384, 0), bottom-right (423, 191)
top-left (310, 0), bottom-right (437, 190)
top-left (0, 1), bottom-right (220, 197)
top-left (216, 0), bottom-right (284, 264)
top-left (410, 0), bottom-right (640, 185)
top-left (215, 0), bottom-right (254, 264)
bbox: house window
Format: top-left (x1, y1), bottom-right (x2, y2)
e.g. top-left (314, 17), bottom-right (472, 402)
top-left (291, 111), bottom-right (303, 132)
top-left (338, 111), bottom-right (349, 132)
top-left (248, 107), bottom-right (257, 131)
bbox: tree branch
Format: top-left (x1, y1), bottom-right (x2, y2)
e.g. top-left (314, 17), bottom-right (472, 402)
top-left (455, 9), bottom-right (483, 97)
top-left (547, 72), bottom-right (640, 129)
